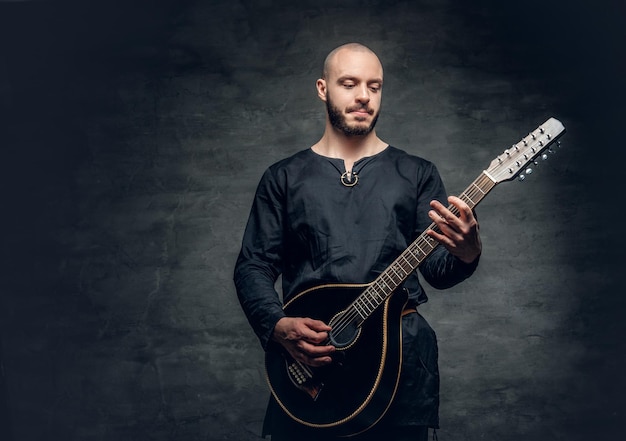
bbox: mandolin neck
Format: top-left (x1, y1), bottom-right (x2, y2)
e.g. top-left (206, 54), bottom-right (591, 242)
top-left (344, 116), bottom-right (565, 326)
top-left (349, 171), bottom-right (497, 323)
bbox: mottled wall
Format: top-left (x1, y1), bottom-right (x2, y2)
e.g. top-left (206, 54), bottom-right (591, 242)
top-left (0, 1), bottom-right (624, 440)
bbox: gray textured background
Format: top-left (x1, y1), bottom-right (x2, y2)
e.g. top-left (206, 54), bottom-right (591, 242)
top-left (1, 0), bottom-right (624, 440)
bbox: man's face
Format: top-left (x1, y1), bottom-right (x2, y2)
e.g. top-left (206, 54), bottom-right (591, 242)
top-left (321, 49), bottom-right (383, 137)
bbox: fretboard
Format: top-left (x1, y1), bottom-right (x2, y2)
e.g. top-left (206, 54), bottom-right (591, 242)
top-left (349, 171), bottom-right (497, 322)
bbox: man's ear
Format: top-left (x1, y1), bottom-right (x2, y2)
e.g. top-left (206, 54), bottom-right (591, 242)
top-left (316, 79), bottom-right (327, 102)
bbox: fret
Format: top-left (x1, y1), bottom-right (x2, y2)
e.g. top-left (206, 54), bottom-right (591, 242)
top-left (400, 253), bottom-right (413, 270)
top-left (381, 272), bottom-right (398, 290)
top-left (362, 293), bottom-right (376, 311)
top-left (425, 236), bottom-right (439, 251)
top-left (397, 261), bottom-right (410, 275)
top-left (353, 301), bottom-right (367, 320)
top-left (461, 191), bottom-right (476, 207)
top-left (391, 263), bottom-right (405, 279)
top-left (369, 287), bottom-right (384, 303)
top-left (424, 233), bottom-right (436, 247)
top-left (422, 235), bottom-right (436, 250)
top-left (471, 181), bottom-right (485, 195)
top-left (366, 285), bottom-right (378, 300)
top-left (406, 248), bottom-right (419, 265)
top-left (413, 244), bottom-right (424, 257)
top-left (375, 279), bottom-right (390, 296)
top-left (413, 244), bottom-right (427, 262)
top-left (391, 264), bottom-right (407, 285)
top-left (386, 270), bottom-right (402, 285)
top-left (419, 237), bottom-right (433, 252)
top-left (358, 296), bottom-right (373, 315)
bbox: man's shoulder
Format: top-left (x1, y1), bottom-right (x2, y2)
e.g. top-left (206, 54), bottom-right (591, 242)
top-left (260, 148), bottom-right (313, 183)
top-left (268, 148), bottom-right (312, 170)
top-left (385, 146), bottom-right (435, 168)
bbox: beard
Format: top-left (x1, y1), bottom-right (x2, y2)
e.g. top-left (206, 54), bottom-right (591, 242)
top-left (326, 94), bottom-right (379, 136)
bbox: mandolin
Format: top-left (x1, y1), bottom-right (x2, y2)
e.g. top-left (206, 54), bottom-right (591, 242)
top-left (265, 117), bottom-right (566, 436)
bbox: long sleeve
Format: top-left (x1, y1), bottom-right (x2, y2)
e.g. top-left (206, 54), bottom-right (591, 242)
top-left (413, 162), bottom-right (480, 290)
top-left (420, 246), bottom-right (480, 289)
top-left (234, 168), bottom-right (287, 350)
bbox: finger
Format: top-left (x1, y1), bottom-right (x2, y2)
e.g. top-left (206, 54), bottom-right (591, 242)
top-left (448, 196), bottom-right (473, 222)
top-left (425, 228), bottom-right (443, 244)
top-left (300, 341), bottom-right (335, 357)
top-left (428, 208), bottom-right (456, 231)
top-left (429, 199), bottom-right (445, 214)
top-left (429, 200), bottom-right (456, 225)
top-left (426, 225), bottom-right (456, 248)
top-left (303, 318), bottom-right (332, 332)
top-left (298, 319), bottom-right (331, 344)
top-left (289, 346), bottom-right (332, 367)
top-left (303, 355), bottom-right (333, 367)
top-left (295, 342), bottom-right (335, 366)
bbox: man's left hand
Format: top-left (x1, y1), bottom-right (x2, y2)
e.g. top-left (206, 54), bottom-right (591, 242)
top-left (426, 196), bottom-right (482, 264)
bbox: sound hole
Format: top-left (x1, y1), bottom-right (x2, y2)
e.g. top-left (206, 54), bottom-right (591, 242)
top-left (328, 315), bottom-right (360, 348)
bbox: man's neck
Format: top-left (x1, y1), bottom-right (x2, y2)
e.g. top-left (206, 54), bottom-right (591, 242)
top-left (311, 128), bottom-right (387, 171)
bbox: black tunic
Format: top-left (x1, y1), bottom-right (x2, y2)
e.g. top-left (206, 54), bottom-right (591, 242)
top-left (234, 146), bottom-right (478, 431)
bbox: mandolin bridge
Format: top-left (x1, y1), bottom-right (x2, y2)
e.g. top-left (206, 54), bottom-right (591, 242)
top-left (285, 359), bottom-right (324, 401)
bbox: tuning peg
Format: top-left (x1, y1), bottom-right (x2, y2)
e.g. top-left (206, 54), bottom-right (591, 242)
top-left (518, 167), bottom-right (533, 182)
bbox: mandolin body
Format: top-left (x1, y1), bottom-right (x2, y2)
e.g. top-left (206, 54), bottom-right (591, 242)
top-left (265, 283), bottom-right (408, 437)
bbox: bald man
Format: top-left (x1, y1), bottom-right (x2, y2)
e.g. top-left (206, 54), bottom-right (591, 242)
top-left (234, 43), bottom-right (481, 441)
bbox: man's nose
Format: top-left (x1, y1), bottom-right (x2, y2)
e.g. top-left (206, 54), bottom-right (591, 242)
top-left (355, 85), bottom-right (370, 103)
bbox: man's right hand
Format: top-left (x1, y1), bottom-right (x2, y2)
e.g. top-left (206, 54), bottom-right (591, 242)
top-left (272, 317), bottom-right (335, 367)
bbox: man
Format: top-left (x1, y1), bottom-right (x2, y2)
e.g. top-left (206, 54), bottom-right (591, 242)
top-left (234, 43), bottom-right (482, 440)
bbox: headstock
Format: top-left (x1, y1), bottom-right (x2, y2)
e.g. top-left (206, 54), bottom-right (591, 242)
top-left (486, 117), bottom-right (566, 184)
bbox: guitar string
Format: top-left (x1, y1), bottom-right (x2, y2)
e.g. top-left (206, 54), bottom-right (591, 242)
top-left (291, 126), bottom-right (561, 383)
top-left (301, 166), bottom-right (528, 370)
top-left (287, 134), bottom-right (561, 427)
top-left (332, 191), bottom-right (479, 332)
top-left (328, 175), bottom-right (492, 334)
top-left (328, 173), bottom-right (495, 338)
top-left (328, 128), bottom-right (561, 336)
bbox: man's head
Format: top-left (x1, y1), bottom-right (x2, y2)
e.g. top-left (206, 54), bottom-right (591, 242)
top-left (317, 43), bottom-right (384, 137)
